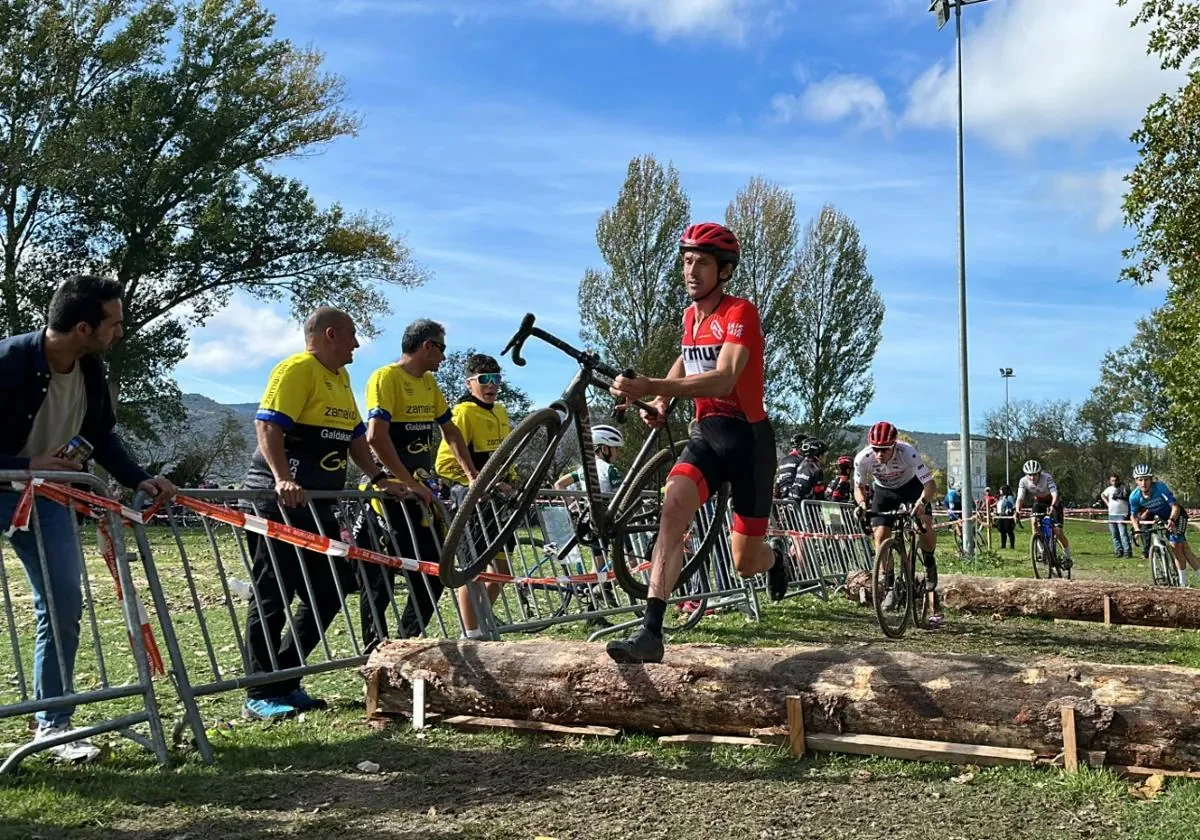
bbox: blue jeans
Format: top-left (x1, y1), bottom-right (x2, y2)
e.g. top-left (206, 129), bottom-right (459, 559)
top-left (0, 493), bottom-right (84, 728)
top-left (1108, 518), bottom-right (1132, 555)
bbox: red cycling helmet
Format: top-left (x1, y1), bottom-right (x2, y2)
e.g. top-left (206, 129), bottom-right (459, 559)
top-left (680, 222), bottom-right (740, 266)
top-left (868, 421), bottom-right (898, 447)
top-left (837, 454), bottom-right (853, 468)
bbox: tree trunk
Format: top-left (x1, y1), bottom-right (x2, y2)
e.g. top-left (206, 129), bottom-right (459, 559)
top-left (843, 571), bottom-right (1200, 629)
top-left (364, 639), bottom-right (1200, 770)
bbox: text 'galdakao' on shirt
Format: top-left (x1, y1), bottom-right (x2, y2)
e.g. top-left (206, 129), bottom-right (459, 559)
top-left (365, 363), bottom-right (451, 480)
top-left (246, 351), bottom-right (365, 491)
top-left (681, 294), bottom-right (766, 423)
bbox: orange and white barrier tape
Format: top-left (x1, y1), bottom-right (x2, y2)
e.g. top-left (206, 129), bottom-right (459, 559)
top-left (7, 480), bottom-right (164, 675)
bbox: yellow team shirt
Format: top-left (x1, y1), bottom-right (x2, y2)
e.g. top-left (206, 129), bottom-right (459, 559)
top-left (245, 351), bottom-right (364, 491)
top-left (435, 398), bottom-right (514, 486)
top-left (365, 363), bottom-right (450, 482)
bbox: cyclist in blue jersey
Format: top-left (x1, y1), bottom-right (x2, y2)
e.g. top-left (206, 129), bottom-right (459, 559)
top-left (1128, 463), bottom-right (1199, 586)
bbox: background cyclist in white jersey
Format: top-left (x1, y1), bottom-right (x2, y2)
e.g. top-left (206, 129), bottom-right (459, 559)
top-left (1014, 459), bottom-right (1072, 567)
top-left (852, 421), bottom-right (940, 619)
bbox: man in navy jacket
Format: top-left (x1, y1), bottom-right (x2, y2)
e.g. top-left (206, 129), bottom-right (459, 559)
top-left (0, 275), bottom-right (174, 762)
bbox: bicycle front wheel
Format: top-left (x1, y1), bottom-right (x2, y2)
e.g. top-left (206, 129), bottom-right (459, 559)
top-left (1150, 546), bottom-right (1174, 587)
top-left (872, 537), bottom-right (912, 639)
top-left (1030, 534), bottom-right (1049, 579)
top-left (608, 441), bottom-right (729, 601)
top-left (439, 407), bottom-right (562, 587)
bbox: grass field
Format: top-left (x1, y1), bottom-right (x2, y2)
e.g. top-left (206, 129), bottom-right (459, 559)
top-left (2, 516), bottom-right (1199, 839)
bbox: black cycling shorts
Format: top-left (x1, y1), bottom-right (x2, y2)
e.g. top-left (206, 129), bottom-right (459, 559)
top-left (869, 476), bottom-right (926, 528)
top-left (669, 416), bottom-right (775, 536)
top-left (1031, 500), bottom-right (1064, 526)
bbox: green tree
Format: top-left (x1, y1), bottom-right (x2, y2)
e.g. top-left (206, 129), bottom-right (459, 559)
top-left (578, 154), bottom-right (690, 377)
top-left (790, 205), bottom-right (883, 446)
top-left (1, 0), bottom-right (425, 441)
top-left (1120, 0), bottom-right (1200, 486)
top-left (724, 177), bottom-right (800, 418)
top-left (138, 409), bottom-right (248, 485)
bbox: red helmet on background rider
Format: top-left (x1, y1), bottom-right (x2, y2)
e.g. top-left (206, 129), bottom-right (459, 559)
top-left (868, 421), bottom-right (898, 448)
top-left (837, 454), bottom-right (853, 471)
top-left (680, 222), bottom-right (740, 269)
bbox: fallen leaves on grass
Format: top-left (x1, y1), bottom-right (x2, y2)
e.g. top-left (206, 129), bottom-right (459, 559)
top-left (1128, 773), bottom-right (1166, 800)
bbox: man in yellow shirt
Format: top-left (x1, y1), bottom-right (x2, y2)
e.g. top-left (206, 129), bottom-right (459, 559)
top-left (241, 307), bottom-right (404, 721)
top-left (362, 319), bottom-right (476, 647)
top-left (435, 353), bottom-right (516, 637)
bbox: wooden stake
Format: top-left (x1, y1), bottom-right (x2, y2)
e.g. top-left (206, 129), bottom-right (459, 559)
top-left (1103, 594), bottom-right (1113, 626)
top-left (365, 669), bottom-right (381, 721)
top-left (786, 695), bottom-right (805, 758)
top-left (1061, 705), bottom-right (1079, 774)
top-left (412, 677), bottom-right (426, 731)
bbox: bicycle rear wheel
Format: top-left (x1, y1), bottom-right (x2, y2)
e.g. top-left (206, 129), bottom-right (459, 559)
top-left (872, 537), bottom-right (912, 639)
top-left (1150, 546), bottom-right (1175, 586)
top-left (609, 441), bottom-right (729, 601)
top-left (440, 407), bottom-right (562, 587)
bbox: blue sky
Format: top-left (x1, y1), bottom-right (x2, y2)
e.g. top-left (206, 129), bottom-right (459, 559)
top-left (175, 0), bottom-right (1178, 434)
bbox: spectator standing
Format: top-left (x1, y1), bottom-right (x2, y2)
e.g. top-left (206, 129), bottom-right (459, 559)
top-left (1100, 473), bottom-right (1133, 558)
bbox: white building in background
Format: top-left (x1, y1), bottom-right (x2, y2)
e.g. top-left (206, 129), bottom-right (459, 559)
top-left (946, 439), bottom-right (988, 496)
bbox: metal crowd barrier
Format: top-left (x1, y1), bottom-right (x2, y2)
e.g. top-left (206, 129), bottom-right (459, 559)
top-left (125, 486), bottom-right (481, 765)
top-left (767, 498), bottom-right (873, 597)
top-left (0, 471), bottom-right (169, 773)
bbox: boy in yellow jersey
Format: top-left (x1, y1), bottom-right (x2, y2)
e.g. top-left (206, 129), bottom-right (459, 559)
top-left (361, 319), bottom-right (477, 648)
top-left (435, 353), bottom-right (517, 638)
top-left (241, 308), bottom-right (405, 721)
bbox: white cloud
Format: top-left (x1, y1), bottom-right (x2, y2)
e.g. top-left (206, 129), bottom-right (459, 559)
top-left (545, 0), bottom-right (766, 41)
top-left (180, 298), bottom-right (306, 374)
top-left (1046, 167), bottom-right (1129, 232)
top-left (773, 73), bottom-right (892, 130)
top-left (903, 0), bottom-right (1182, 152)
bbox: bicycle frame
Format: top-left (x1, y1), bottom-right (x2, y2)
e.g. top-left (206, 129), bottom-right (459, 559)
top-left (501, 313), bottom-right (680, 565)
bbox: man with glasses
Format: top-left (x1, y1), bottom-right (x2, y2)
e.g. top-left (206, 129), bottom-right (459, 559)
top-left (853, 421), bottom-right (941, 623)
top-left (437, 353), bottom-right (518, 637)
top-left (1014, 459), bottom-right (1072, 568)
top-left (1128, 463), bottom-right (1198, 586)
top-left (360, 319), bottom-right (478, 647)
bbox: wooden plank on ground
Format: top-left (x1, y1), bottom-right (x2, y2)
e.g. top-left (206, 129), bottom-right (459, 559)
top-left (658, 734), bottom-right (773, 749)
top-left (440, 715), bottom-right (619, 739)
top-left (1110, 764), bottom-right (1200, 780)
top-left (804, 732), bottom-right (1038, 767)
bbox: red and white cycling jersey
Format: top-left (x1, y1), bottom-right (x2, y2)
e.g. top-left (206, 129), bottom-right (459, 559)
top-left (1017, 472), bottom-right (1057, 505)
top-left (853, 442), bottom-right (932, 490)
top-left (681, 294), bottom-right (766, 423)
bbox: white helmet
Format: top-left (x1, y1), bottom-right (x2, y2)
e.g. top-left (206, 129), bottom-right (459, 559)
top-left (592, 424), bottom-right (624, 448)
top-left (1133, 463), bottom-right (1153, 479)
top-left (1022, 459), bottom-right (1041, 476)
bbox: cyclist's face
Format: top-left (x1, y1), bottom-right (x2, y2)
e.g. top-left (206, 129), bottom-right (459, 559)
top-left (1137, 475), bottom-right (1154, 490)
top-left (872, 445), bottom-right (895, 463)
top-left (682, 250), bottom-right (722, 300)
top-left (467, 372), bottom-right (500, 403)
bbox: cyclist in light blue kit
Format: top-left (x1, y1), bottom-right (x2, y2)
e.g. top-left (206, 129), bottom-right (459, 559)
top-left (1128, 463), bottom-right (1199, 586)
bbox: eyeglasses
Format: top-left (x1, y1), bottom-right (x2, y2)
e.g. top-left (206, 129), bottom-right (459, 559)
top-left (871, 446), bottom-right (894, 453)
top-left (427, 339), bottom-right (446, 353)
top-left (469, 373), bottom-right (502, 386)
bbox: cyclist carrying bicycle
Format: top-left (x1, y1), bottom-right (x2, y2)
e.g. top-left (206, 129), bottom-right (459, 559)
top-left (853, 421), bottom-right (941, 620)
top-left (605, 222), bottom-right (781, 664)
top-left (1014, 459), bottom-right (1072, 569)
top-left (1128, 463), bottom-right (1199, 586)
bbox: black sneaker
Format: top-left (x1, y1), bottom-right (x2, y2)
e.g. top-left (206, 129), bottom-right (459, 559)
top-left (923, 562), bottom-right (939, 592)
top-left (606, 628), bottom-right (664, 664)
top-left (767, 538), bottom-right (789, 601)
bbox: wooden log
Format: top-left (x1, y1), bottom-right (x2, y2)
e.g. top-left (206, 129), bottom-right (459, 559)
top-left (363, 639), bottom-right (1200, 770)
top-left (842, 571), bottom-right (1200, 630)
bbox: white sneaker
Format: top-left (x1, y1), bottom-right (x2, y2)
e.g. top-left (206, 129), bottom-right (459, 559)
top-left (34, 724), bottom-right (102, 763)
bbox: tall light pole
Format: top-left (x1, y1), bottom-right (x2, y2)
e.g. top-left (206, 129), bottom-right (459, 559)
top-left (1000, 368), bottom-right (1014, 487)
top-left (930, 0), bottom-right (992, 556)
